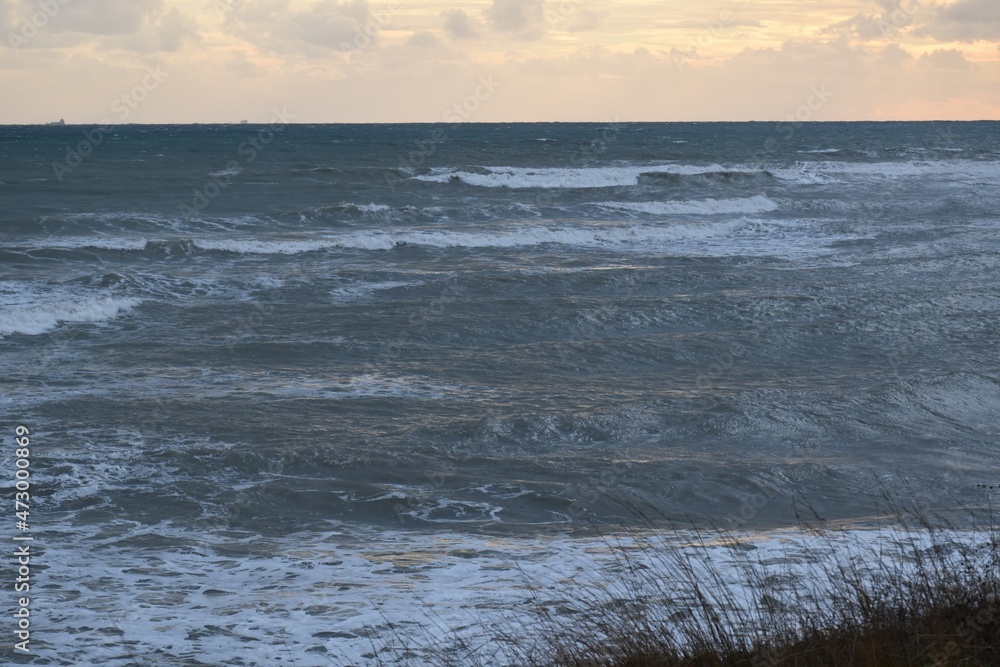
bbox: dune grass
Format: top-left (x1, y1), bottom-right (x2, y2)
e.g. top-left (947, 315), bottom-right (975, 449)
top-left (419, 502), bottom-right (1000, 667)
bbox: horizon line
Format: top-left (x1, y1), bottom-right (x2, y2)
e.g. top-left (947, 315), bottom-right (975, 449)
top-left (4, 119), bottom-right (1000, 126)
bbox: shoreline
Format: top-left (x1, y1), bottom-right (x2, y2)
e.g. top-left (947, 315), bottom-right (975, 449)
top-left (12, 511), bottom-right (999, 666)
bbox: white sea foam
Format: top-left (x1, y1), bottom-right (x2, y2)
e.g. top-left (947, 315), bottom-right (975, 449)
top-left (20, 236), bottom-right (151, 251)
top-left (210, 166), bottom-right (243, 177)
top-left (82, 238), bottom-right (149, 251)
top-left (24, 216), bottom-right (854, 261)
top-left (414, 163), bottom-right (739, 188)
top-left (413, 159), bottom-right (1000, 189)
top-left (772, 159), bottom-right (1000, 183)
top-left (0, 297), bottom-right (142, 336)
top-left (593, 195), bottom-right (778, 216)
top-left (192, 219), bottom-right (752, 255)
top-left (8, 371), bottom-right (471, 407)
top-left (339, 220), bottom-right (752, 249)
top-left (192, 238), bottom-right (335, 254)
top-left (331, 280), bottom-right (422, 302)
top-left (774, 168), bottom-right (844, 185)
top-left (260, 374), bottom-right (465, 400)
top-left (342, 202), bottom-right (392, 213)
top-left (29, 522), bottom-right (994, 667)
top-left (57, 211), bottom-right (182, 228)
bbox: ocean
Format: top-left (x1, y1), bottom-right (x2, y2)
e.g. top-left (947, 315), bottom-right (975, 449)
top-left (2, 121), bottom-right (999, 665)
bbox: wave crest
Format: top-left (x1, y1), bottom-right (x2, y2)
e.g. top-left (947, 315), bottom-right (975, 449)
top-left (593, 195), bottom-right (778, 216)
top-left (0, 297), bottom-right (142, 337)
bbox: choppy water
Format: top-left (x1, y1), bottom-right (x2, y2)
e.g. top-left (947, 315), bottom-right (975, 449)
top-left (2, 122), bottom-right (999, 665)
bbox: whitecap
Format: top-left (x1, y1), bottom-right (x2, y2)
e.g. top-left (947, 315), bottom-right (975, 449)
top-left (0, 297), bottom-right (142, 336)
top-left (190, 219), bottom-right (754, 254)
top-left (593, 195), bottom-right (778, 216)
top-left (414, 163), bottom-right (744, 189)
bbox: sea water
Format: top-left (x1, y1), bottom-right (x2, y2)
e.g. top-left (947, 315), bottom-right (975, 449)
top-left (2, 121), bottom-right (999, 665)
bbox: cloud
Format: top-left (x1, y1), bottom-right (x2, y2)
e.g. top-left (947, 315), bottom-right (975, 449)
top-left (293, 0), bottom-right (369, 48)
top-left (562, 7), bottom-right (608, 32)
top-left (225, 0), bottom-right (384, 56)
top-left (937, 0), bottom-right (1000, 24)
top-left (64, 0), bottom-right (163, 36)
top-left (442, 9), bottom-right (478, 40)
top-left (101, 6), bottom-right (200, 53)
top-left (514, 45), bottom-right (663, 79)
top-left (917, 0), bottom-right (1000, 42)
top-left (822, 0), bottom-right (917, 41)
top-left (824, 14), bottom-right (892, 41)
top-left (226, 53), bottom-right (262, 77)
top-left (2, 0), bottom-right (164, 36)
top-left (486, 0), bottom-right (545, 38)
top-left (920, 47), bottom-right (974, 70)
top-left (4, 0), bottom-right (1000, 123)
top-left (83, 1), bottom-right (168, 36)
top-left (2, 0), bottom-right (198, 53)
top-left (359, 29), bottom-right (463, 71)
top-left (542, 0), bottom-right (607, 32)
top-left (406, 31), bottom-right (446, 51)
top-left (663, 19), bottom-right (763, 30)
top-left (154, 8), bottom-right (199, 52)
top-left (880, 42), bottom-right (913, 66)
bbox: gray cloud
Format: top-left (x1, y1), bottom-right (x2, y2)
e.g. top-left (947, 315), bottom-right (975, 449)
top-left (919, 47), bottom-right (974, 70)
top-left (486, 0), bottom-right (545, 38)
top-left (879, 42), bottom-right (913, 66)
top-left (56, 0), bottom-right (164, 36)
top-left (0, 0), bottom-right (163, 36)
top-left (939, 0), bottom-right (1000, 24)
top-left (822, 0), bottom-right (916, 41)
top-left (155, 8), bottom-right (199, 52)
top-left (917, 0), bottom-right (1000, 42)
top-left (225, 0), bottom-right (382, 56)
top-left (663, 19), bottom-right (763, 30)
top-left (442, 9), bottom-right (478, 40)
top-left (369, 29), bottom-right (462, 71)
top-left (563, 7), bottom-right (608, 32)
top-left (407, 31), bottom-right (444, 50)
top-left (542, 0), bottom-right (607, 32)
top-left (103, 5), bottom-right (200, 53)
top-left (2, 0), bottom-right (198, 53)
top-left (292, 3), bottom-right (365, 48)
top-left (823, 14), bottom-right (891, 40)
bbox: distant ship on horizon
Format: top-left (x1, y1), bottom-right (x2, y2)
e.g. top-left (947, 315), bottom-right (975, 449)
top-left (46, 118), bottom-right (65, 126)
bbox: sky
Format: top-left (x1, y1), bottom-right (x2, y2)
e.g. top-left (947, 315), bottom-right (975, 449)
top-left (1, 0), bottom-right (999, 122)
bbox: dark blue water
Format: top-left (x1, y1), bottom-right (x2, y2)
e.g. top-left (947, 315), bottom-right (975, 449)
top-left (2, 122), bottom-right (999, 665)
